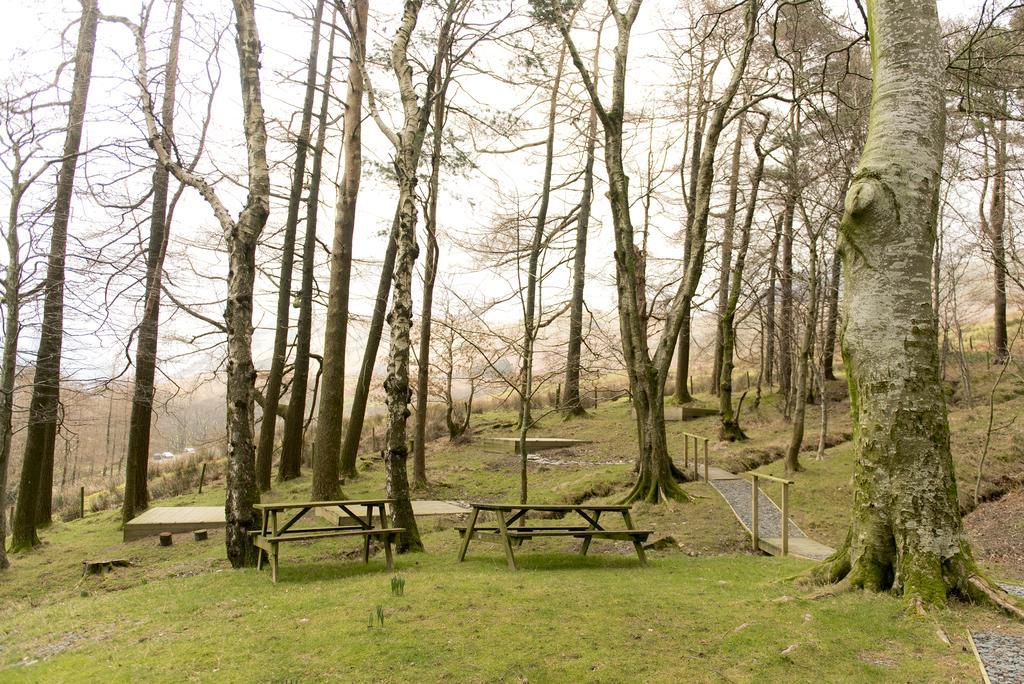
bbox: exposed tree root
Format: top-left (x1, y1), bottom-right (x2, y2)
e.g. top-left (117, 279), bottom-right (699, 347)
top-left (621, 463), bottom-right (690, 504)
top-left (967, 575), bottom-right (1024, 621)
top-left (807, 537), bottom-right (1024, 621)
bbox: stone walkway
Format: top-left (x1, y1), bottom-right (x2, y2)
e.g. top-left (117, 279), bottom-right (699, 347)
top-left (971, 632), bottom-right (1024, 684)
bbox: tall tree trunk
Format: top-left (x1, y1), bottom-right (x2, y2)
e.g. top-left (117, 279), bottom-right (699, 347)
top-left (815, 0), bottom-right (981, 604)
top-left (280, 15), bottom-right (335, 480)
top-left (258, 0), bottom-right (326, 488)
top-left (711, 119), bottom-right (744, 395)
top-left (989, 117), bottom-right (1008, 362)
top-left (12, 0), bottom-right (98, 550)
top-left (720, 120), bottom-right (768, 440)
top-left (516, 45), bottom-right (565, 502)
top-left (673, 75), bottom-right (707, 406)
top-left (778, 171), bottom-right (796, 401)
top-left (122, 0), bottom-right (183, 525)
top-left (554, 0), bottom-right (757, 503)
top-left (821, 238), bottom-right (842, 380)
top-left (783, 220), bottom-right (819, 474)
top-left (764, 225), bottom-right (780, 388)
top-left (339, 214), bottom-right (398, 478)
top-left (312, 0), bottom-right (367, 501)
top-left (0, 147), bottom-right (37, 568)
top-left (224, 0), bottom-right (271, 568)
top-left (412, 67), bottom-right (450, 488)
top-left (563, 21), bottom-right (604, 417)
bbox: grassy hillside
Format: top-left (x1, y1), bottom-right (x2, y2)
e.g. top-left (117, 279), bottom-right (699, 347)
top-left (1, 357), bottom-right (1022, 681)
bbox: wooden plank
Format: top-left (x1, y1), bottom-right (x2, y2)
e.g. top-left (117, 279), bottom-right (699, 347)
top-left (468, 503), bottom-right (631, 512)
top-left (253, 498), bottom-right (394, 511)
top-left (261, 528), bottom-right (405, 543)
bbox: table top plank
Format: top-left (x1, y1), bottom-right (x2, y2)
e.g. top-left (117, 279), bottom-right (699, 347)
top-left (467, 502), bottom-right (631, 512)
top-left (253, 498), bottom-right (394, 511)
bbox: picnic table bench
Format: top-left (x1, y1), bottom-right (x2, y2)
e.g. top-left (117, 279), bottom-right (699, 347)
top-left (456, 502), bottom-right (652, 570)
top-left (252, 498), bottom-right (403, 583)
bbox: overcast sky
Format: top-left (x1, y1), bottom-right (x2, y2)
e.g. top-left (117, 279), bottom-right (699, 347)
top-left (0, 0), bottom-right (997, 389)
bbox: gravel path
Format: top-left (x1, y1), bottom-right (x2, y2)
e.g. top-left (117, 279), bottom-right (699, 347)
top-left (1000, 584), bottom-right (1024, 598)
top-left (709, 477), bottom-right (807, 540)
top-left (972, 632), bottom-right (1024, 684)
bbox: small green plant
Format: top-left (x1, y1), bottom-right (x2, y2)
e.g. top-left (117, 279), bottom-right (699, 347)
top-left (368, 604), bottom-right (385, 630)
top-left (390, 575), bottom-right (405, 596)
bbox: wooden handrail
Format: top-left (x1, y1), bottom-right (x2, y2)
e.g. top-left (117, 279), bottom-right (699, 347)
top-left (681, 432), bottom-right (709, 482)
top-left (747, 473), bottom-right (794, 557)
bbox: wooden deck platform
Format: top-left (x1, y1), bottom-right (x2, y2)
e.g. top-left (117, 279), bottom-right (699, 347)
top-left (485, 437), bottom-right (592, 453)
top-left (123, 506), bottom-right (225, 542)
top-left (632, 406), bottom-right (722, 421)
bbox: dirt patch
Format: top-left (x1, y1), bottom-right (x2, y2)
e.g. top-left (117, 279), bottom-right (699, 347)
top-left (965, 487), bottom-right (1024, 579)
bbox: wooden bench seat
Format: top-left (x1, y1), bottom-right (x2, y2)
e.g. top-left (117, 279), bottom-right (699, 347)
top-left (258, 528), bottom-right (403, 543)
top-left (505, 529), bottom-right (652, 541)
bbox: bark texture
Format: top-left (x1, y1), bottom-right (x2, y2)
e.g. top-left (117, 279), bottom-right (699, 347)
top-left (261, 0), bottom-right (327, 487)
top-left (312, 0), bottom-right (367, 501)
top-left (280, 16), bottom-right (335, 483)
top-left (815, 0), bottom-right (981, 604)
top-left (12, 0), bottom-right (98, 549)
top-left (122, 0), bottom-right (183, 525)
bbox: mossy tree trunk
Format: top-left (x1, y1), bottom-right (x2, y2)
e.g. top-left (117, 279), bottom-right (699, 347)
top-left (815, 0), bottom-right (982, 604)
top-left (711, 119), bottom-right (744, 396)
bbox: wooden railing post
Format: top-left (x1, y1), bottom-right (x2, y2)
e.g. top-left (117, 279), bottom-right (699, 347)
top-left (703, 438), bottom-right (709, 482)
top-left (781, 482), bottom-right (789, 557)
top-left (751, 474), bottom-right (760, 552)
top-left (80, 486), bottom-right (85, 519)
top-left (198, 462), bottom-right (207, 494)
top-left (683, 434), bottom-right (689, 469)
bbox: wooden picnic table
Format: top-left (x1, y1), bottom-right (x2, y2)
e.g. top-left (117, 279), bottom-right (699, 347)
top-left (252, 498), bottom-right (403, 583)
top-left (456, 502), bottom-right (652, 570)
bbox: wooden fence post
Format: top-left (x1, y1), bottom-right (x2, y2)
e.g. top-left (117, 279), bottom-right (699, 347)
top-left (198, 462), bottom-right (207, 494)
top-left (703, 438), bottom-right (709, 482)
top-left (751, 475), bottom-right (760, 552)
top-left (781, 482), bottom-right (789, 557)
top-left (80, 486), bottom-right (85, 519)
top-left (683, 435), bottom-right (689, 469)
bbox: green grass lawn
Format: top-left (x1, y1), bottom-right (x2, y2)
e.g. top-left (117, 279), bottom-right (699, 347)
top-left (2, 367), bottom-right (1022, 681)
top-left (0, 512), bottom-right (1013, 683)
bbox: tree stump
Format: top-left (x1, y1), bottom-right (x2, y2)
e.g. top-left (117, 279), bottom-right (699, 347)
top-left (159, 532), bottom-right (173, 547)
top-left (193, 529), bottom-right (208, 542)
top-left (82, 559), bottom-right (130, 576)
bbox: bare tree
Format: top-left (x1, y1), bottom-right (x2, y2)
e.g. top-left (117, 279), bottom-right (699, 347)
top-left (11, 0), bottom-right (99, 550)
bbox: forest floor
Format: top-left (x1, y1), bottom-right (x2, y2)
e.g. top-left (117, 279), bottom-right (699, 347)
top-left (1, 354), bottom-right (1022, 681)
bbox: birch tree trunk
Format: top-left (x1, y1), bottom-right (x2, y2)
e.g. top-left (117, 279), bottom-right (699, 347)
top-left (261, 0), bottom-right (327, 487)
top-left (312, 0), bottom-right (368, 500)
top-left (280, 16), bottom-right (335, 480)
top-left (223, 0), bottom-right (271, 568)
top-left (12, 0), bottom-right (98, 549)
top-left (122, 0), bottom-right (183, 525)
top-left (814, 0), bottom-right (982, 604)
